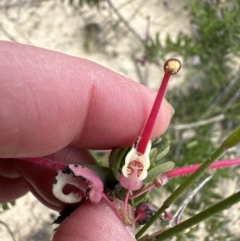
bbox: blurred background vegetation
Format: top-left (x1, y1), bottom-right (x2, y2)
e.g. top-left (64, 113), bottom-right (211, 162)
top-left (1, 0), bottom-right (240, 240)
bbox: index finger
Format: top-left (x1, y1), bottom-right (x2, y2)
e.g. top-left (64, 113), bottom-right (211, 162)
top-left (0, 41), bottom-right (172, 158)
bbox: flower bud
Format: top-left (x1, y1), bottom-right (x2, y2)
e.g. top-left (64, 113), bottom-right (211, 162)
top-left (135, 202), bottom-right (158, 225)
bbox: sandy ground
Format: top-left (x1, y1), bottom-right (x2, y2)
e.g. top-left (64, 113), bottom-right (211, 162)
top-left (0, 193), bottom-right (56, 241)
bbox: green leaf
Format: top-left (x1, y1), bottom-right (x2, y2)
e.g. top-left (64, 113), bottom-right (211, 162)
top-left (144, 161), bottom-right (174, 185)
top-left (151, 136), bottom-right (171, 166)
top-left (83, 164), bottom-right (117, 189)
top-left (109, 147), bottom-right (130, 180)
top-left (2, 203), bottom-right (9, 210)
top-left (1, 201), bottom-right (16, 210)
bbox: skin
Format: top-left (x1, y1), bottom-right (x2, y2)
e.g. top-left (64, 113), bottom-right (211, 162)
top-left (0, 41), bottom-right (172, 241)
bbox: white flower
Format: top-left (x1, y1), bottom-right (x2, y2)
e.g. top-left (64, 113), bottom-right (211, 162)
top-left (122, 140), bottom-right (151, 180)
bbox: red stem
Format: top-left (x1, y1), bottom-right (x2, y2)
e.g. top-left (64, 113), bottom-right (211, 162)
top-left (163, 159), bottom-right (240, 179)
top-left (136, 73), bottom-right (171, 154)
top-left (101, 193), bottom-right (123, 220)
top-left (162, 212), bottom-right (173, 221)
top-left (129, 183), bottom-right (156, 200)
top-left (123, 190), bottom-right (130, 217)
top-left (131, 212), bottom-right (142, 225)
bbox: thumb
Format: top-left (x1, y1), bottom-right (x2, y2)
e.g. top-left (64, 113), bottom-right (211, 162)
top-left (53, 201), bottom-right (136, 241)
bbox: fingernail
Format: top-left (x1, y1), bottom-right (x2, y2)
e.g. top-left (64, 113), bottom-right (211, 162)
top-left (169, 103), bottom-right (175, 117)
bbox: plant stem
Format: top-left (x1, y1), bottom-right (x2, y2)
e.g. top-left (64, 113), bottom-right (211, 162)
top-left (0, 220), bottom-right (16, 241)
top-left (164, 159), bottom-right (240, 179)
top-left (136, 125), bottom-right (240, 238)
top-left (123, 190), bottom-right (130, 217)
top-left (151, 190), bottom-right (240, 241)
top-left (222, 126), bottom-right (240, 148)
top-left (106, 0), bottom-right (142, 43)
top-left (171, 114), bottom-right (224, 130)
top-left (129, 183), bottom-right (156, 200)
top-left (101, 194), bottom-right (123, 220)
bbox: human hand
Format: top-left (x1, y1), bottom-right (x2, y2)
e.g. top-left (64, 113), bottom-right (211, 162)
top-left (0, 41), bottom-right (173, 241)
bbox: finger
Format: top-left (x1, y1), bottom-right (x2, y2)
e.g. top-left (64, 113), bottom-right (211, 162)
top-left (53, 201), bottom-right (136, 241)
top-left (0, 41), bottom-right (173, 158)
top-left (0, 176), bottom-right (28, 203)
top-left (0, 159), bottom-right (21, 178)
top-left (43, 146), bottom-right (96, 165)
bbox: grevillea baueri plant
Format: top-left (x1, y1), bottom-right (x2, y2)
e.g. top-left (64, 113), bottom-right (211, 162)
top-left (17, 58), bottom-right (240, 240)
